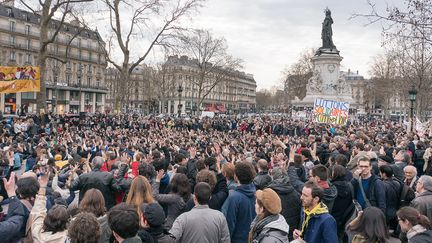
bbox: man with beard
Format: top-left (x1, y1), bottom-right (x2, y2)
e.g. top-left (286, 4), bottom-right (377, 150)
top-left (292, 181), bottom-right (338, 243)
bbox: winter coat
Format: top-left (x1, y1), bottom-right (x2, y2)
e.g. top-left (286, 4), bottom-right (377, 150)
top-left (31, 195), bottom-right (68, 243)
top-left (287, 165), bottom-right (305, 193)
top-left (330, 178), bottom-right (354, 238)
top-left (322, 182), bottom-right (338, 212)
top-left (299, 207), bottom-right (338, 243)
top-left (0, 196), bottom-right (26, 242)
top-left (253, 171), bottom-right (272, 190)
top-left (351, 174), bottom-right (387, 213)
top-left (267, 177), bottom-right (301, 241)
top-left (152, 181), bottom-right (188, 230)
top-left (170, 205), bottom-right (230, 243)
top-left (411, 191), bottom-right (432, 223)
top-left (382, 178), bottom-right (401, 221)
top-left (222, 183), bottom-right (256, 243)
top-left (210, 173), bottom-right (229, 210)
top-left (250, 214), bottom-right (289, 243)
top-left (409, 229), bottom-right (432, 243)
top-left (70, 169), bottom-right (122, 209)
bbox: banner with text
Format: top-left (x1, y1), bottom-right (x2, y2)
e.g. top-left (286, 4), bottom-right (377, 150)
top-left (313, 98), bottom-right (349, 125)
top-left (0, 66), bottom-right (40, 93)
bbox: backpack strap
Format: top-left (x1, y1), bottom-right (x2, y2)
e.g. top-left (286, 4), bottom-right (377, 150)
top-left (357, 178), bottom-right (372, 208)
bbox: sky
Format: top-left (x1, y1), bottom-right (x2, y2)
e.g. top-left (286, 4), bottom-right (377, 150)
top-left (183, 0), bottom-right (403, 90)
top-left (21, 0), bottom-right (403, 90)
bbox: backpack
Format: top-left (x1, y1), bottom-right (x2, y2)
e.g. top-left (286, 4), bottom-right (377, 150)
top-left (398, 180), bottom-right (415, 207)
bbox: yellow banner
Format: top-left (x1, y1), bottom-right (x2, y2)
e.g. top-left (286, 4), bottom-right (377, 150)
top-left (0, 66), bottom-right (40, 93)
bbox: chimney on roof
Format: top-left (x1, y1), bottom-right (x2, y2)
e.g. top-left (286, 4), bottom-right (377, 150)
top-left (356, 70), bottom-right (359, 74)
top-left (2, 0), bottom-right (14, 7)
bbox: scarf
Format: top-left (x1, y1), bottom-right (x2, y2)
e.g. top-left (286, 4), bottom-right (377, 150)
top-left (300, 202), bottom-right (329, 237)
top-left (248, 214), bottom-right (280, 243)
top-left (407, 224), bottom-right (427, 240)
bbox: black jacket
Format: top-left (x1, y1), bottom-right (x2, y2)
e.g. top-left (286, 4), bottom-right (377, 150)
top-left (322, 182), bottom-right (338, 212)
top-left (382, 177), bottom-right (401, 221)
top-left (330, 178), bottom-right (354, 236)
top-left (267, 177), bottom-right (301, 241)
top-left (70, 169), bottom-right (122, 209)
top-left (253, 171), bottom-right (272, 190)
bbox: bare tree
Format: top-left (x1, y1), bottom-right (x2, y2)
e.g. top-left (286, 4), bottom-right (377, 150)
top-left (282, 48), bottom-right (315, 100)
top-left (18, 0), bottom-right (92, 113)
top-left (354, 0), bottom-right (432, 118)
top-left (178, 29), bottom-right (242, 112)
top-left (101, 0), bottom-right (202, 113)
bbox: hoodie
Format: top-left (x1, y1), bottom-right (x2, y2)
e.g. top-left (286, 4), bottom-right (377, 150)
top-left (320, 181), bottom-right (338, 212)
top-left (222, 183), bottom-right (256, 243)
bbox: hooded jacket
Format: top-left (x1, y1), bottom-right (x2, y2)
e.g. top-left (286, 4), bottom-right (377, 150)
top-left (299, 202), bottom-right (338, 243)
top-left (330, 178), bottom-right (354, 236)
top-left (253, 171), bottom-right (272, 190)
top-left (250, 214), bottom-right (289, 243)
top-left (320, 181), bottom-right (338, 212)
top-left (222, 183), bottom-right (256, 243)
top-left (267, 177), bottom-right (301, 241)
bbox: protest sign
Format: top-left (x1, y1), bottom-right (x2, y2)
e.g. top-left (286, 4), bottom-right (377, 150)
top-left (313, 98), bottom-right (349, 125)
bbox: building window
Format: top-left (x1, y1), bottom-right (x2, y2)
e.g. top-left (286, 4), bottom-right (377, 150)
top-left (26, 39), bottom-right (31, 49)
top-left (78, 38), bottom-right (81, 47)
top-left (26, 54), bottom-right (32, 64)
top-left (25, 25), bottom-right (30, 35)
top-left (10, 51), bottom-right (16, 61)
top-left (9, 35), bottom-right (15, 45)
top-left (89, 52), bottom-right (92, 61)
top-left (87, 77), bottom-right (91, 87)
top-left (9, 21), bottom-right (15, 31)
top-left (79, 50), bottom-right (82, 59)
top-left (66, 74), bottom-right (71, 85)
top-left (6, 8), bottom-right (12, 17)
top-left (21, 92), bottom-right (35, 99)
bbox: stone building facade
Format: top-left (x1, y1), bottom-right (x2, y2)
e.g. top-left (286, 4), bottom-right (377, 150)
top-left (0, 2), bottom-right (107, 114)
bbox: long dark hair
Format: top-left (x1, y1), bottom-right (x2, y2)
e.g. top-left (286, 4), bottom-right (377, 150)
top-left (350, 207), bottom-right (389, 242)
top-left (171, 173), bottom-right (191, 202)
top-left (397, 206), bottom-right (431, 230)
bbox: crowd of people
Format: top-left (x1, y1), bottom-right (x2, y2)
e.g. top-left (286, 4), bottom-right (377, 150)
top-left (0, 113), bottom-right (432, 243)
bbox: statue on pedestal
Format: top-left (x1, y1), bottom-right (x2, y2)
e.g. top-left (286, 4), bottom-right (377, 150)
top-left (321, 8), bottom-right (336, 49)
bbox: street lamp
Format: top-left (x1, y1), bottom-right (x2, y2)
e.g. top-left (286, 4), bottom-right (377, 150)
top-left (78, 64), bottom-right (83, 112)
top-left (177, 84), bottom-right (183, 117)
top-left (408, 85), bottom-right (417, 133)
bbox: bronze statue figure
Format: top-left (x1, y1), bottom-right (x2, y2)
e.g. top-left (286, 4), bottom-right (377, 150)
top-left (321, 8), bottom-right (336, 50)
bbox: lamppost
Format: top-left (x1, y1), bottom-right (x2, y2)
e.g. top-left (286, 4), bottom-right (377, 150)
top-left (177, 84), bottom-right (183, 117)
top-left (77, 64), bottom-right (83, 113)
top-left (408, 85), bottom-right (417, 133)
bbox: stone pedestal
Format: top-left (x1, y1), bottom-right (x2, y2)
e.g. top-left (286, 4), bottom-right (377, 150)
top-left (292, 49), bottom-right (353, 108)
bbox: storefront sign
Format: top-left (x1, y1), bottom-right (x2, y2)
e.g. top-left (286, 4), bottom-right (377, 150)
top-left (0, 66), bottom-right (40, 93)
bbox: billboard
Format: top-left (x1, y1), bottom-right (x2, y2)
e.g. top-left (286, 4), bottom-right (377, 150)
top-left (0, 66), bottom-right (40, 93)
top-left (313, 98), bottom-right (349, 125)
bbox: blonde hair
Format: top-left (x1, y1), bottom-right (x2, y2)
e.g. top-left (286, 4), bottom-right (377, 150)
top-left (126, 176), bottom-right (155, 214)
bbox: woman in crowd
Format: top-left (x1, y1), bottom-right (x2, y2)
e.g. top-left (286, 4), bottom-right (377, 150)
top-left (152, 171), bottom-right (191, 229)
top-left (31, 171), bottom-right (70, 243)
top-left (397, 206), bottom-right (432, 242)
top-left (126, 175), bottom-right (155, 214)
top-left (78, 188), bottom-right (111, 243)
top-left (347, 206), bottom-right (390, 243)
top-left (249, 188), bottom-right (289, 243)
